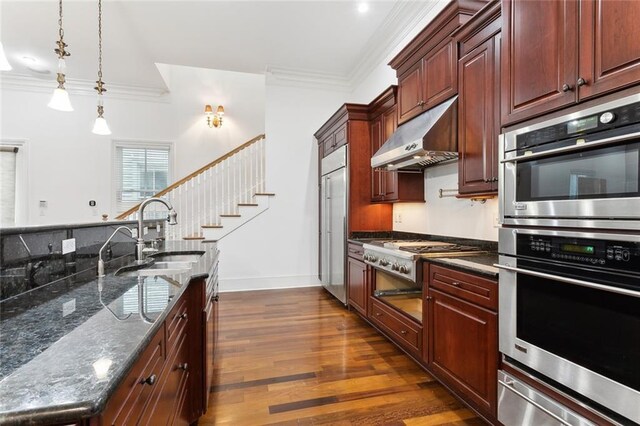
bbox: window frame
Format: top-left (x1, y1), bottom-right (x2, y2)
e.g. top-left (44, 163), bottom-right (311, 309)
top-left (111, 139), bottom-right (175, 218)
top-left (0, 139), bottom-right (29, 226)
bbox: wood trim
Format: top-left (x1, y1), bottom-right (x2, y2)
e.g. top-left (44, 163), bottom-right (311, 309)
top-left (116, 134), bottom-right (265, 219)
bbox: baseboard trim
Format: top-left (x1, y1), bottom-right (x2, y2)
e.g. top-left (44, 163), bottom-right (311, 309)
top-left (219, 274), bottom-right (322, 292)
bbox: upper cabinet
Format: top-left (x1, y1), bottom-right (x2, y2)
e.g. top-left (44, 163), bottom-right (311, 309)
top-left (501, 0), bottom-right (640, 126)
top-left (368, 86), bottom-right (424, 203)
top-left (390, 0), bottom-right (487, 125)
top-left (456, 2), bottom-right (501, 196)
top-left (315, 104), bottom-right (393, 232)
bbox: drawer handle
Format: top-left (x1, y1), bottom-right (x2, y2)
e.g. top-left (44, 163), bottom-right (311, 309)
top-left (499, 379), bottom-right (572, 426)
top-left (213, 295), bottom-right (219, 302)
top-left (400, 330), bottom-right (407, 335)
top-left (177, 363), bottom-right (188, 371)
top-left (375, 312), bottom-right (382, 317)
top-left (179, 313), bottom-right (188, 320)
top-left (451, 282), bottom-right (461, 287)
top-left (140, 374), bottom-right (157, 386)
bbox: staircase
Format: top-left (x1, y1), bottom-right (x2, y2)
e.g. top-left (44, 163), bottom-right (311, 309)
top-left (116, 134), bottom-right (273, 241)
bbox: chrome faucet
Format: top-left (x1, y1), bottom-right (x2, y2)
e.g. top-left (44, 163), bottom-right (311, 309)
top-left (136, 198), bottom-right (178, 260)
top-left (98, 226), bottom-right (134, 277)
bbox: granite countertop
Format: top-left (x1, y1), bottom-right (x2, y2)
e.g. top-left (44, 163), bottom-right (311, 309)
top-left (0, 240), bottom-right (219, 425)
top-left (426, 253), bottom-right (499, 278)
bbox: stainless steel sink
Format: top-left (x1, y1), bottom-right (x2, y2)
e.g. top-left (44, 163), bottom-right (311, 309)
top-left (148, 252), bottom-right (204, 263)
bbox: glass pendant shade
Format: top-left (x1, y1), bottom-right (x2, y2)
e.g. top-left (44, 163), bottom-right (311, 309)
top-left (0, 42), bottom-right (11, 71)
top-left (48, 88), bottom-right (73, 111)
top-left (92, 116), bottom-right (111, 135)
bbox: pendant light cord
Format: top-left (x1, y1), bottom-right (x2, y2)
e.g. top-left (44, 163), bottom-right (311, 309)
top-left (95, 0), bottom-right (106, 96)
top-left (54, 0), bottom-right (70, 60)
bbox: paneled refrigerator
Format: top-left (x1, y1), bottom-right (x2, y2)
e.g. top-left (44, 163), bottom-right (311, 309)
top-left (320, 145), bottom-right (347, 304)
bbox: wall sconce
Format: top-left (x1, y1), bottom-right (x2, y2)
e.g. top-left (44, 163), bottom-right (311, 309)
top-left (204, 104), bottom-right (224, 128)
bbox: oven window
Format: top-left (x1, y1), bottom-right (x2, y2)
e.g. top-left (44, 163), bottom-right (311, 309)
top-left (517, 276), bottom-right (640, 392)
top-left (516, 142), bottom-right (640, 201)
top-left (373, 270), bottom-right (422, 322)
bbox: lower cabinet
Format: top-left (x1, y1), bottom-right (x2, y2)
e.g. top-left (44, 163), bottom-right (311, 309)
top-left (347, 256), bottom-right (368, 316)
top-left (100, 276), bottom-right (217, 425)
top-left (424, 264), bottom-right (498, 421)
top-left (369, 298), bottom-right (422, 359)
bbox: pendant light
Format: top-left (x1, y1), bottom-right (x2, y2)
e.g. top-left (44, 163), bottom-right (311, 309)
top-left (48, 0), bottom-right (73, 112)
top-left (92, 0), bottom-right (111, 135)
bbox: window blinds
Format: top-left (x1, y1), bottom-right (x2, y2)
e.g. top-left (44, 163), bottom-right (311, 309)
top-left (114, 145), bottom-right (170, 215)
top-left (0, 147), bottom-right (18, 226)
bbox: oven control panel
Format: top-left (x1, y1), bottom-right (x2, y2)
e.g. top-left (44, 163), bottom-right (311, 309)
top-left (518, 235), bottom-right (640, 273)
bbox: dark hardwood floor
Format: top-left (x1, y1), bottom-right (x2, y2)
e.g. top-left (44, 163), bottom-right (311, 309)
top-left (200, 286), bottom-right (483, 425)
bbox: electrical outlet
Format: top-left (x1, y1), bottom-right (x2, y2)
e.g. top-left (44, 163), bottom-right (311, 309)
top-left (493, 215), bottom-right (501, 227)
top-left (62, 299), bottom-right (76, 317)
top-left (62, 238), bottom-right (76, 255)
top-left (131, 228), bottom-right (138, 238)
top-left (143, 226), bottom-right (149, 236)
top-left (156, 224), bottom-right (161, 233)
top-left (395, 213), bottom-right (402, 223)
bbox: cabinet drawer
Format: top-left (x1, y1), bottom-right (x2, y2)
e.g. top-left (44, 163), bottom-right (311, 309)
top-left (166, 296), bottom-right (189, 352)
top-left (321, 134), bottom-right (334, 157)
top-left (102, 325), bottom-right (165, 426)
top-left (140, 326), bottom-right (190, 426)
top-left (347, 242), bottom-right (364, 260)
top-left (429, 265), bottom-right (497, 311)
top-left (370, 298), bottom-right (422, 354)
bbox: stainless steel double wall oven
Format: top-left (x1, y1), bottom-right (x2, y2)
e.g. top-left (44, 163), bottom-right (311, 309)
top-left (497, 93), bottom-right (640, 425)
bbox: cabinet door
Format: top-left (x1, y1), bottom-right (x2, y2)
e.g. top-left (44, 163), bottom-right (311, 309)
top-left (370, 118), bottom-right (384, 202)
top-left (321, 133), bottom-right (334, 157)
top-left (423, 40), bottom-right (458, 110)
top-left (458, 35), bottom-right (500, 195)
top-left (398, 65), bottom-right (423, 124)
top-left (381, 107), bottom-right (399, 200)
top-left (347, 257), bottom-right (368, 316)
top-left (578, 0), bottom-right (640, 100)
top-left (428, 289), bottom-right (498, 418)
top-left (501, 0), bottom-right (578, 125)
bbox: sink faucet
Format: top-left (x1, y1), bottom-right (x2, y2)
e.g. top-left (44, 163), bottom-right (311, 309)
top-left (136, 197), bottom-right (178, 261)
top-left (98, 226), bottom-right (134, 277)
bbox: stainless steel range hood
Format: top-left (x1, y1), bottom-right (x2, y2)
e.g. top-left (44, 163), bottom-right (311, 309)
top-left (371, 96), bottom-right (458, 171)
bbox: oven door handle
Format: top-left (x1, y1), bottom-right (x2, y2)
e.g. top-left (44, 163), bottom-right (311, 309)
top-left (498, 379), bottom-right (573, 426)
top-left (500, 130), bottom-right (640, 163)
top-left (494, 263), bottom-right (640, 299)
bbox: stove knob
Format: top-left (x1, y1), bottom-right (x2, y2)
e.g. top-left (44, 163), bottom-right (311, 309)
top-left (379, 258), bottom-right (389, 266)
top-left (391, 263), bottom-right (399, 271)
top-left (370, 255), bottom-right (378, 262)
top-left (399, 265), bottom-right (409, 274)
top-left (363, 254), bottom-right (370, 261)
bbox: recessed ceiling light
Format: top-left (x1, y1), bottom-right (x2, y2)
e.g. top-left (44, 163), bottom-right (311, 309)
top-left (21, 56), bottom-right (50, 74)
top-left (357, 2), bottom-right (369, 14)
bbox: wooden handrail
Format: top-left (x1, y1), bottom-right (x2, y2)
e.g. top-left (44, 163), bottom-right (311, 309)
top-left (116, 134), bottom-right (266, 220)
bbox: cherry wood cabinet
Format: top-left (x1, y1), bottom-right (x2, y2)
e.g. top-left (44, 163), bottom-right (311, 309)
top-left (100, 277), bottom-right (214, 425)
top-left (390, 0), bottom-right (486, 125)
top-left (370, 298), bottom-right (422, 359)
top-left (368, 86), bottom-right (424, 203)
top-left (456, 2), bottom-right (501, 196)
top-left (315, 104), bottom-right (392, 233)
top-left (424, 263), bottom-right (498, 422)
top-left (347, 256), bottom-right (368, 316)
top-left (501, 0), bottom-right (640, 126)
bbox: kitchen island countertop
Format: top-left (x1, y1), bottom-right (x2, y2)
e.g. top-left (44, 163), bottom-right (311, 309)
top-left (0, 240), bottom-right (218, 425)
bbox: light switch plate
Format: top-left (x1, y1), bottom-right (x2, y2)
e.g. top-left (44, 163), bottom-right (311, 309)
top-left (62, 238), bottom-right (76, 254)
top-left (131, 228), bottom-right (138, 238)
top-left (62, 299), bottom-right (76, 317)
top-left (143, 226), bottom-right (148, 235)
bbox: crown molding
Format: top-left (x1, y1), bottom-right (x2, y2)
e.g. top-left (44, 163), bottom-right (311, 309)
top-left (265, 66), bottom-right (352, 92)
top-left (347, 0), bottom-right (446, 88)
top-left (0, 73), bottom-right (170, 103)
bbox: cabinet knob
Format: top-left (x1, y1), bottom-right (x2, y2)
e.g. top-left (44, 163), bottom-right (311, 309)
top-left (140, 374), bottom-right (157, 386)
top-left (375, 312), bottom-right (382, 317)
top-left (561, 83), bottom-right (573, 92)
top-left (179, 312), bottom-right (188, 320)
top-left (400, 330), bottom-right (408, 335)
top-left (213, 295), bottom-right (219, 302)
top-left (452, 281), bottom-right (461, 287)
top-left (577, 77), bottom-right (587, 87)
top-left (426, 296), bottom-right (433, 301)
top-left (178, 363), bottom-right (188, 371)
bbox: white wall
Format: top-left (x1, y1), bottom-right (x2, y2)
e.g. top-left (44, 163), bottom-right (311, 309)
top-left (217, 83), bottom-right (345, 291)
top-left (0, 65), bottom-right (265, 225)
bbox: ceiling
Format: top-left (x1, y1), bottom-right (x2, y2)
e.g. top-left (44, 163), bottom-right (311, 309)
top-left (0, 1), bottom-right (436, 91)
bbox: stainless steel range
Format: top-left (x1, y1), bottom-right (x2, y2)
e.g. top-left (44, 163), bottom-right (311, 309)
top-left (362, 240), bottom-right (483, 323)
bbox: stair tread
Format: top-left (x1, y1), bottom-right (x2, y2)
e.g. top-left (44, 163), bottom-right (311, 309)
top-left (238, 203), bottom-right (259, 206)
top-left (202, 224), bottom-right (223, 228)
top-left (183, 234), bottom-right (205, 240)
top-left (254, 192), bottom-right (276, 196)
